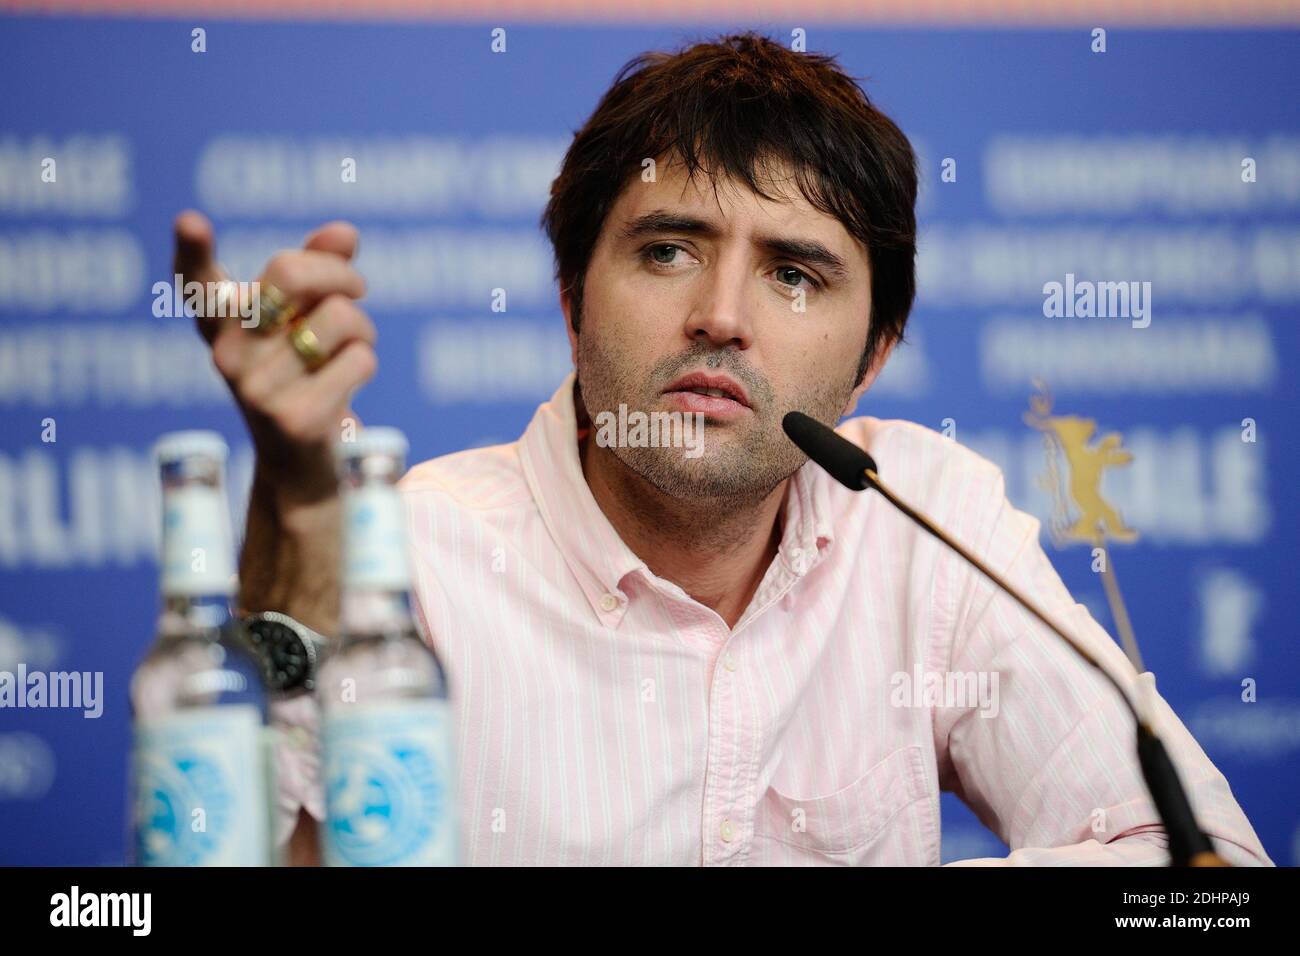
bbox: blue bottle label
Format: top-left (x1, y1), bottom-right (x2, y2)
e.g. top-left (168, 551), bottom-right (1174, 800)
top-left (323, 699), bottom-right (458, 866)
top-left (132, 705), bottom-right (269, 866)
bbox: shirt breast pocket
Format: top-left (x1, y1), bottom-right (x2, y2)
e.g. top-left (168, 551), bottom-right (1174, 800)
top-left (755, 744), bottom-right (936, 865)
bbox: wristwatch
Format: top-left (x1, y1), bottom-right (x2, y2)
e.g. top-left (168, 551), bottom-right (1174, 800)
top-left (241, 611), bottom-right (330, 694)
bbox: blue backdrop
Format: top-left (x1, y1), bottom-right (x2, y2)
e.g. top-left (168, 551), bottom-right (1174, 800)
top-left (1, 16), bottom-right (1296, 865)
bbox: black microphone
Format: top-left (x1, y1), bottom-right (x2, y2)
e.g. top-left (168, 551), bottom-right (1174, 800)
top-left (782, 409), bottom-right (878, 490)
top-left (781, 410), bottom-right (1224, 867)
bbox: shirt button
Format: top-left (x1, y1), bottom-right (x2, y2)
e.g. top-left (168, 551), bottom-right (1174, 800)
top-left (723, 652), bottom-right (736, 672)
top-left (600, 593), bottom-right (619, 612)
top-left (720, 819), bottom-right (735, 843)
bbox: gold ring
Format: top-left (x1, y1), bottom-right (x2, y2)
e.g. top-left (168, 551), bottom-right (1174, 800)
top-left (250, 282), bottom-right (300, 336)
top-left (288, 319), bottom-right (327, 370)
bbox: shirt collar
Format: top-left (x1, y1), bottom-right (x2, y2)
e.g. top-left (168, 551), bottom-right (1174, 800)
top-left (777, 443), bottom-right (837, 577)
top-left (518, 372), bottom-right (836, 626)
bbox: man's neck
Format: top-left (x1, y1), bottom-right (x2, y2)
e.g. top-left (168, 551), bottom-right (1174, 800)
top-left (578, 433), bottom-right (786, 631)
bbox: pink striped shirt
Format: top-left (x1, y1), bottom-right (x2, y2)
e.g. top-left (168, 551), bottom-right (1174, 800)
top-left (272, 373), bottom-right (1271, 866)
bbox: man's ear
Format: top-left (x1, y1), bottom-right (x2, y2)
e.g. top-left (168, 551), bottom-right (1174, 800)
top-left (841, 338), bottom-right (897, 418)
top-left (561, 290), bottom-right (579, 367)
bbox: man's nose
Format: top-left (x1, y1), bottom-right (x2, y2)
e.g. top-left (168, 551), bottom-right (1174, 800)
top-left (683, 255), bottom-right (755, 350)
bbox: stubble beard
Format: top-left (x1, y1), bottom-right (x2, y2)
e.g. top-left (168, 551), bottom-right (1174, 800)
top-left (575, 323), bottom-right (857, 508)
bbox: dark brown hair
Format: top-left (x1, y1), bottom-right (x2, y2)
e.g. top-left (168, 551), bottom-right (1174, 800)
top-left (540, 31), bottom-right (919, 384)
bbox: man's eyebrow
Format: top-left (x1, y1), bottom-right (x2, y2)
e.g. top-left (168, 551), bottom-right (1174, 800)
top-left (617, 210), bottom-right (852, 281)
top-left (617, 211), bottom-right (721, 243)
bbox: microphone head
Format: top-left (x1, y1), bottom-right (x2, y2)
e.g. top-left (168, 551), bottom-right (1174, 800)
top-left (782, 411), bottom-right (878, 491)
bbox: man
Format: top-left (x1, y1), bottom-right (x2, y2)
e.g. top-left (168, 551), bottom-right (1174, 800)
top-left (174, 33), bottom-right (1270, 866)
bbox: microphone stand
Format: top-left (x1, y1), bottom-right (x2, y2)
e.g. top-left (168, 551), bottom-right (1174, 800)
top-left (860, 466), bottom-right (1227, 867)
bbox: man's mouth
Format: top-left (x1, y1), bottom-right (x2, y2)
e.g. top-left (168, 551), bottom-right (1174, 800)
top-left (661, 371), bottom-right (751, 408)
top-left (660, 371), bottom-right (752, 420)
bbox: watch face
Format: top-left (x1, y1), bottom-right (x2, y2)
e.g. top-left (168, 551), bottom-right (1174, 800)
top-left (244, 618), bottom-right (314, 692)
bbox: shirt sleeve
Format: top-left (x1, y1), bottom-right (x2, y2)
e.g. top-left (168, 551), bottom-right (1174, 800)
top-left (269, 692), bottom-right (326, 851)
top-left (931, 469), bottom-right (1273, 867)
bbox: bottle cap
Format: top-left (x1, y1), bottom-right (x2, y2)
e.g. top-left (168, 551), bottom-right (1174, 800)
top-left (335, 426), bottom-right (409, 464)
top-left (154, 430), bottom-right (229, 465)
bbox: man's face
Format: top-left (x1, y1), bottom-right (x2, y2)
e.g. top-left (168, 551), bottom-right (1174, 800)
top-left (571, 156), bottom-right (882, 502)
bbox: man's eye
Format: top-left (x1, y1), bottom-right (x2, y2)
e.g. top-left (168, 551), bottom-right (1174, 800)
top-left (775, 265), bottom-right (817, 290)
top-left (643, 246), bottom-right (819, 291)
top-left (646, 243), bottom-right (684, 265)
